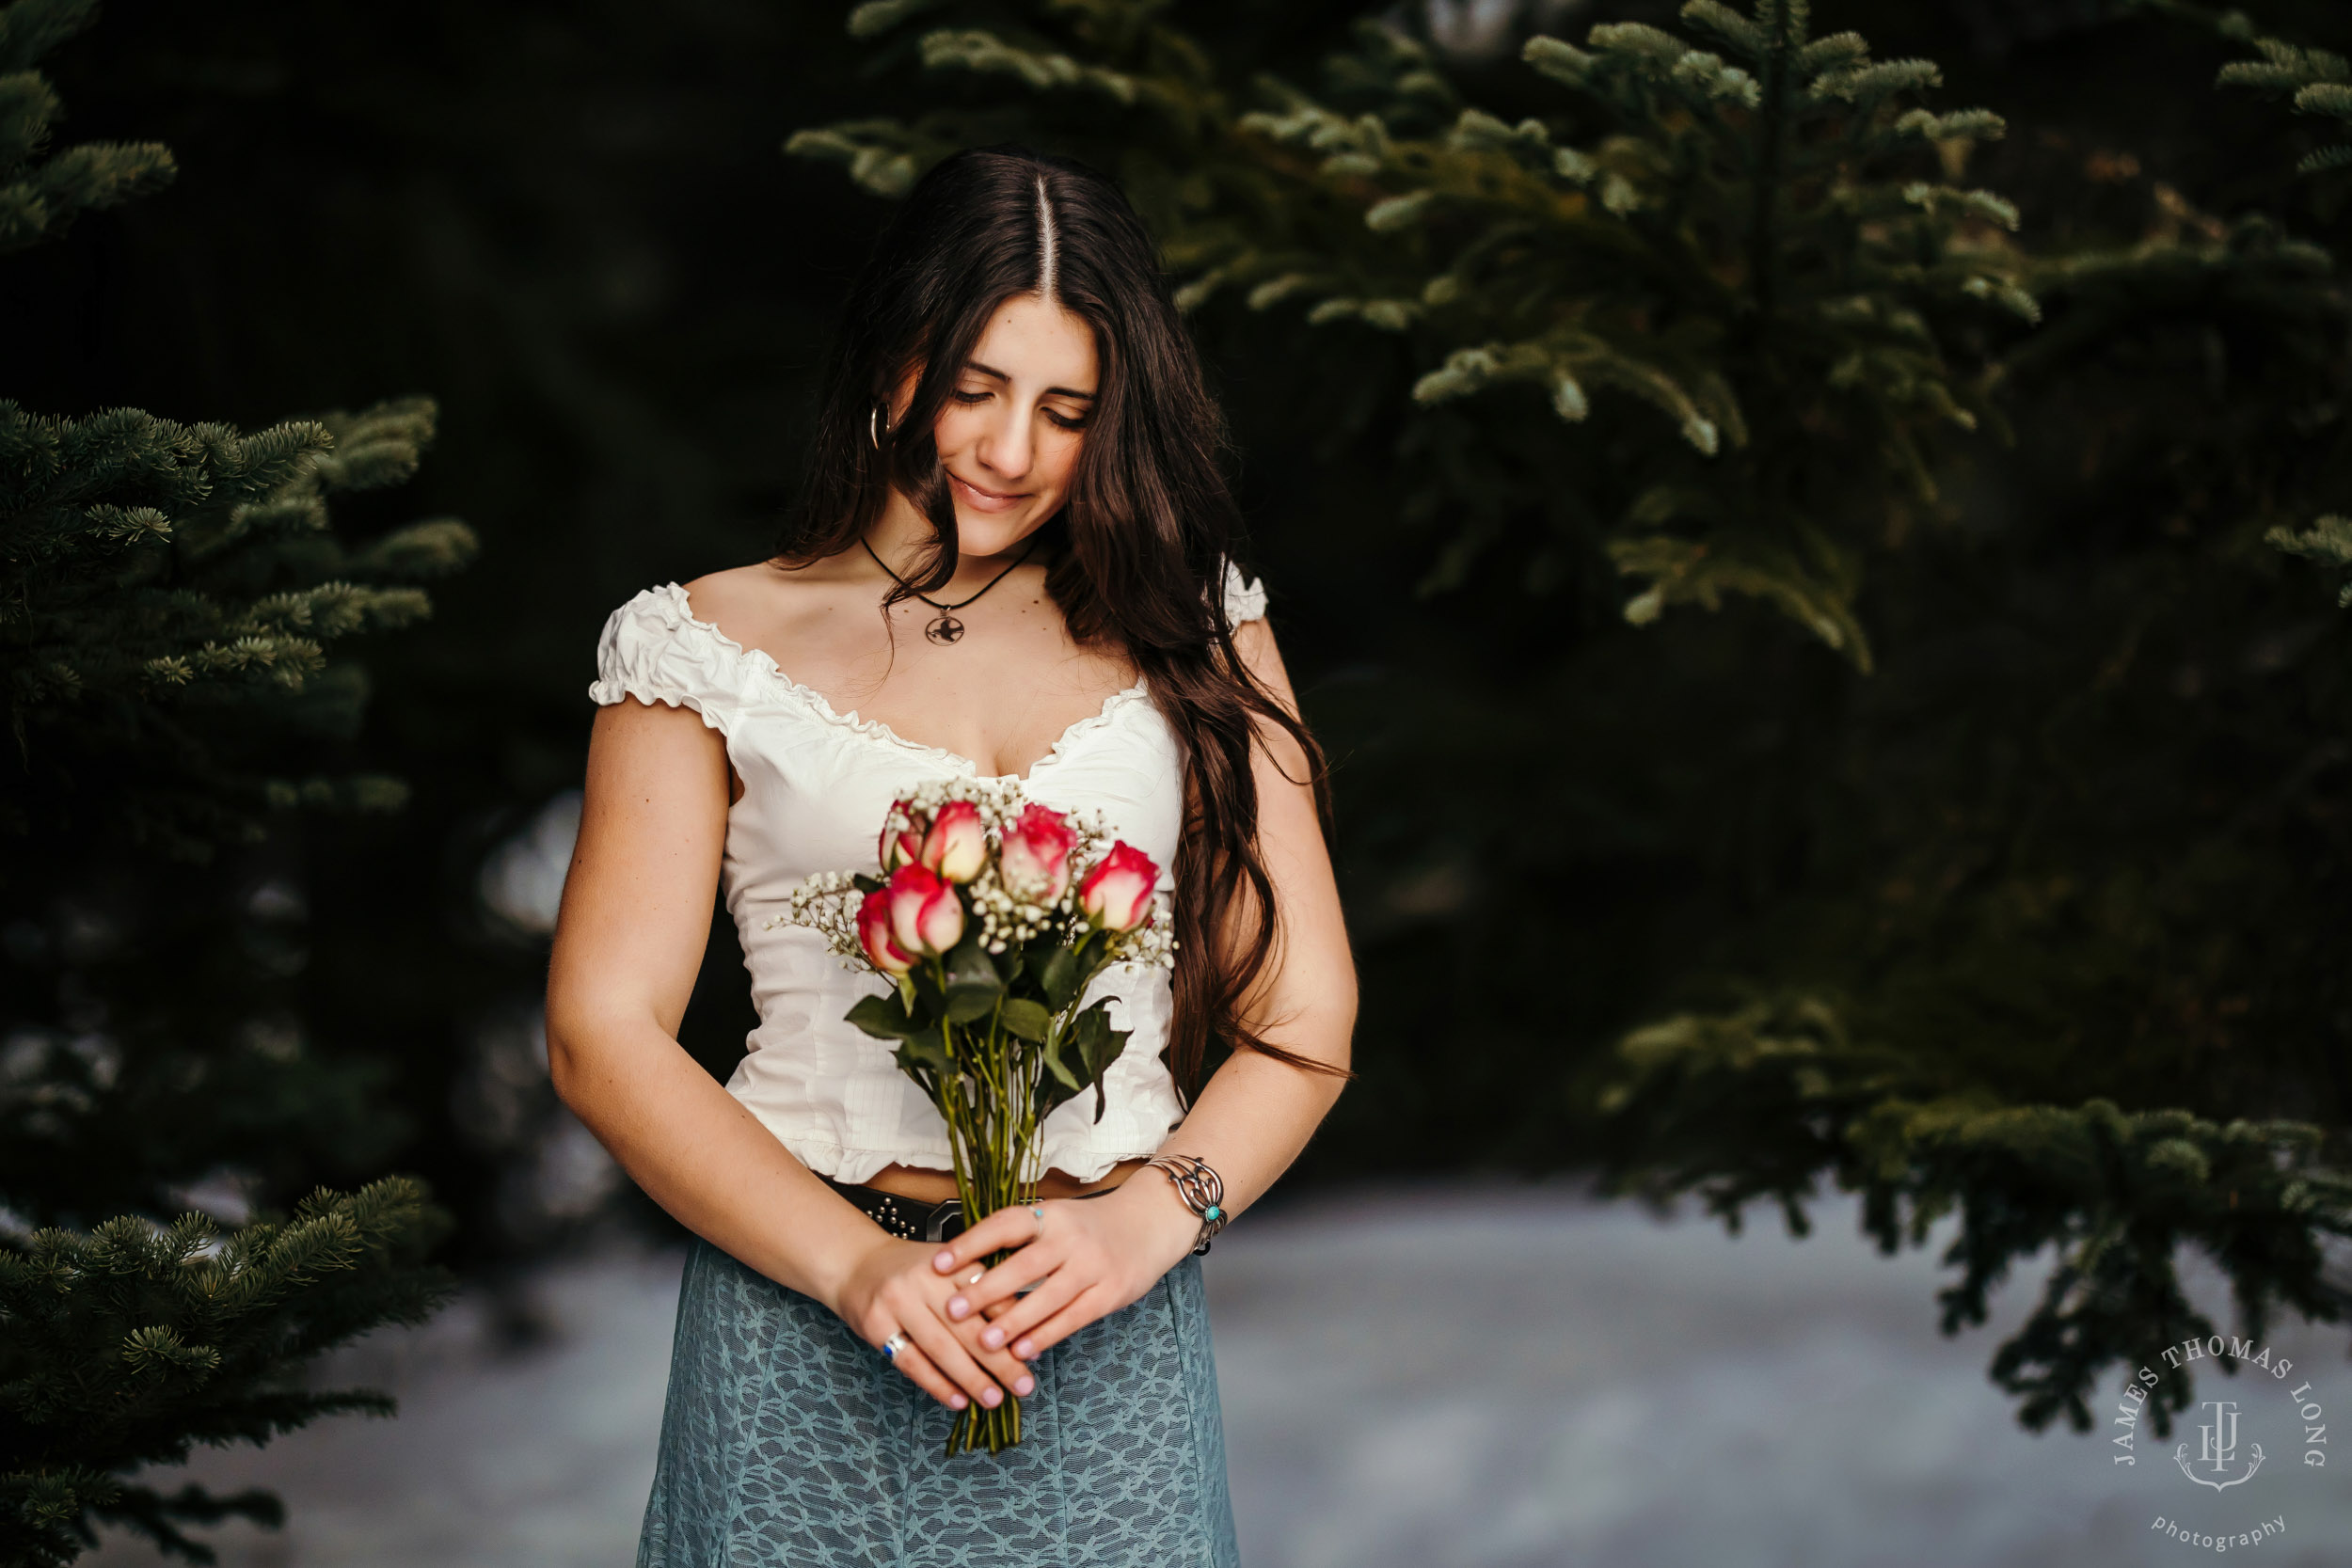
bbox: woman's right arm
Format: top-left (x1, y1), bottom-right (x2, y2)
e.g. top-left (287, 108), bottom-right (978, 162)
top-left (544, 695), bottom-right (1034, 1413)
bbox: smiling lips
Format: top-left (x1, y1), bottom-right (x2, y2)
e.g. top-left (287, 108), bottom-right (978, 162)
top-left (948, 470), bottom-right (1026, 513)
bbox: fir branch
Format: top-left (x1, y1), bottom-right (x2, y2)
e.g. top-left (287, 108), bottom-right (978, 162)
top-left (0, 399), bottom-right (479, 862)
top-left (2266, 515), bottom-right (2352, 607)
top-left (1595, 995), bottom-right (2352, 1438)
top-left (0, 0), bottom-right (174, 253)
top-left (0, 1180), bottom-right (455, 1567)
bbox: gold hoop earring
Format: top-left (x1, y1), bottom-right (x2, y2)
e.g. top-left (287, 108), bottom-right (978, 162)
top-left (869, 404), bottom-right (886, 450)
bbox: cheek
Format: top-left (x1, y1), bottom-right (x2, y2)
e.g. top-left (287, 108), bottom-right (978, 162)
top-left (930, 406), bottom-right (982, 454)
top-left (1036, 433), bottom-right (1085, 494)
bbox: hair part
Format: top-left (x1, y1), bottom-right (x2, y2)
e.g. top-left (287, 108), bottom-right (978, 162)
top-left (775, 144), bottom-right (1351, 1104)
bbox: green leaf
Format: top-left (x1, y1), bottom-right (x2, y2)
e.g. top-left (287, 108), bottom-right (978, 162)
top-left (910, 965), bottom-right (946, 1016)
top-left (851, 872), bottom-right (883, 893)
top-left (944, 986), bottom-right (1000, 1023)
top-left (846, 993), bottom-right (920, 1039)
top-left (944, 931), bottom-right (1004, 1022)
top-left (896, 1026), bottom-right (951, 1077)
top-left (1041, 1026), bottom-right (1083, 1093)
top-left (1032, 944), bottom-right (1086, 1010)
top-left (1062, 1000), bottom-right (1136, 1125)
top-left (1000, 997), bottom-right (1053, 1041)
top-left (1081, 1021), bottom-right (1133, 1083)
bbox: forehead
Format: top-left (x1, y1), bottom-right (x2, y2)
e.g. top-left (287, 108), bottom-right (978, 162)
top-left (966, 293), bottom-right (1098, 388)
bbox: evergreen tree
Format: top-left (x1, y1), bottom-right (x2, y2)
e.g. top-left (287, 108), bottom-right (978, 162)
top-left (2203, 5), bottom-right (2352, 602)
top-left (1, 3), bottom-right (467, 1560)
top-left (790, 0), bottom-right (2352, 1443)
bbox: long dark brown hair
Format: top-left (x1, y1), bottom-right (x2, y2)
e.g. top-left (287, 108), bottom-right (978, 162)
top-left (774, 144), bottom-right (1350, 1105)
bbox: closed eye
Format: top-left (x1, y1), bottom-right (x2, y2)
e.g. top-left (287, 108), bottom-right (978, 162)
top-left (952, 388), bottom-right (1088, 432)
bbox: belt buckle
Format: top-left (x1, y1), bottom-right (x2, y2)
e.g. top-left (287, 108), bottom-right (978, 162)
top-left (923, 1198), bottom-right (966, 1243)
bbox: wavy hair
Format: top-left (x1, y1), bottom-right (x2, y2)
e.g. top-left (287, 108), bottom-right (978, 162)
top-left (774, 144), bottom-right (1348, 1104)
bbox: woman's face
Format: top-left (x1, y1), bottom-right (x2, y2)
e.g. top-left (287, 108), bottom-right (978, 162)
top-left (890, 293), bottom-right (1099, 558)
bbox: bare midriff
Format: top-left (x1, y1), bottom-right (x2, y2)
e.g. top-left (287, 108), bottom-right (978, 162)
top-left (860, 1155), bottom-right (1149, 1205)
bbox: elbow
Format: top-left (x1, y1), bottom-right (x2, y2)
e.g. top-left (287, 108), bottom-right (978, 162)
top-left (542, 1002), bottom-right (592, 1114)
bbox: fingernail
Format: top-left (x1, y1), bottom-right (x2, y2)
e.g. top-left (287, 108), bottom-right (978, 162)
top-left (1014, 1375), bottom-right (1035, 1396)
top-left (946, 1297), bottom-right (969, 1319)
top-left (981, 1326), bottom-right (1005, 1349)
top-left (1014, 1339), bottom-right (1035, 1358)
top-left (949, 1393), bottom-right (968, 1410)
top-left (933, 1250), bottom-right (956, 1271)
top-left (980, 1386), bottom-right (1003, 1407)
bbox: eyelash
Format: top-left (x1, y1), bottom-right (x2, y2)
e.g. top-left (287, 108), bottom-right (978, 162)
top-left (949, 388), bottom-right (1088, 431)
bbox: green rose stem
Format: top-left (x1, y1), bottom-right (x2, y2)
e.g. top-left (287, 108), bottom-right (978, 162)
top-left (938, 975), bottom-right (1048, 1456)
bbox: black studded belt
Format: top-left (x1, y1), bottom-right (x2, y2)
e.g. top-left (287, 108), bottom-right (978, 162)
top-left (821, 1174), bottom-right (1116, 1244)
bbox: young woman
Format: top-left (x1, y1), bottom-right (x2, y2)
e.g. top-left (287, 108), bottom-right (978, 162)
top-left (545, 145), bottom-right (1357, 1567)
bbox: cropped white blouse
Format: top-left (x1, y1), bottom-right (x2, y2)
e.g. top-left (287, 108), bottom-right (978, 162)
top-left (585, 561), bottom-right (1269, 1184)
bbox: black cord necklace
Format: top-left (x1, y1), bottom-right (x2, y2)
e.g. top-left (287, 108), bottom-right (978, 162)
top-left (859, 534), bottom-right (1039, 646)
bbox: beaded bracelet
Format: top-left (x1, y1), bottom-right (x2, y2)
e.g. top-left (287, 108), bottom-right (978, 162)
top-left (1144, 1153), bottom-right (1229, 1256)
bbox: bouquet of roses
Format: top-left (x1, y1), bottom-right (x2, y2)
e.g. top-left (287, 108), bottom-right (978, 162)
top-left (767, 778), bottom-right (1174, 1454)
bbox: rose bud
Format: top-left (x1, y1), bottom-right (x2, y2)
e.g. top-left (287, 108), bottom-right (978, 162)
top-left (885, 863), bottom-right (965, 957)
top-left (1077, 842), bottom-right (1158, 932)
top-left (856, 888), bottom-right (915, 976)
top-left (999, 802), bottom-right (1079, 903)
top-left (878, 800), bottom-right (927, 872)
top-left (919, 799), bottom-right (988, 884)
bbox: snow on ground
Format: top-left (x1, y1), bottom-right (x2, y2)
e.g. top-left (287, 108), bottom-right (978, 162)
top-left (85, 1179), bottom-right (2352, 1567)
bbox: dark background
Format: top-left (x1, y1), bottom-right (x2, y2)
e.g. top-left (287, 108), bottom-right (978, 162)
top-left (13, 0), bottom-right (2350, 1290)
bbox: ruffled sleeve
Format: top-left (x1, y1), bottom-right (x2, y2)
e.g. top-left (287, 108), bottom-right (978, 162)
top-left (586, 583), bottom-right (741, 738)
top-left (1221, 558), bottom-right (1268, 626)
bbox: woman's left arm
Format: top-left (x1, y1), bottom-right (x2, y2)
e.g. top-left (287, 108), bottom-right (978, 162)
top-left (930, 616), bottom-right (1358, 1358)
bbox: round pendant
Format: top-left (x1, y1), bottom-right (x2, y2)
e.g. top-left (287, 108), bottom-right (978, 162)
top-left (925, 614), bottom-right (964, 645)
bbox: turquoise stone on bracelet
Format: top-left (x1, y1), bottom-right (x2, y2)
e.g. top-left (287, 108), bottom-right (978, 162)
top-left (1204, 1205), bottom-right (1223, 1222)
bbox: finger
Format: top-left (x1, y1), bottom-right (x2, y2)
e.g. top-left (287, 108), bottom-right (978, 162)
top-left (930, 1202), bottom-right (1046, 1274)
top-left (930, 1288), bottom-right (1041, 1396)
top-left (999, 1280), bottom-right (1115, 1361)
top-left (974, 1269), bottom-right (1087, 1354)
top-left (902, 1304), bottom-right (1015, 1411)
top-left (881, 1338), bottom-right (970, 1412)
top-left (944, 1243), bottom-right (1062, 1322)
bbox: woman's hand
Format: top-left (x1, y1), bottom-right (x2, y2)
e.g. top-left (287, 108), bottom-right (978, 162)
top-left (925, 1177), bottom-right (1203, 1361)
top-left (832, 1234), bottom-right (1040, 1412)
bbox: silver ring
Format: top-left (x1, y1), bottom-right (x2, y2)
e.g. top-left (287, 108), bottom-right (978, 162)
top-left (881, 1330), bottom-right (911, 1362)
top-left (964, 1267), bottom-right (984, 1286)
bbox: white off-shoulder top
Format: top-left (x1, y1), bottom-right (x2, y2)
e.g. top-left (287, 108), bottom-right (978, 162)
top-left (585, 560), bottom-right (1269, 1184)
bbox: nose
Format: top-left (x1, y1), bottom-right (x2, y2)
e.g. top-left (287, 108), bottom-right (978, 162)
top-left (975, 402), bottom-right (1034, 482)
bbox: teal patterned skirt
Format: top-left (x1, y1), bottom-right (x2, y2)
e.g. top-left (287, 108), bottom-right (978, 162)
top-left (636, 1238), bottom-right (1241, 1567)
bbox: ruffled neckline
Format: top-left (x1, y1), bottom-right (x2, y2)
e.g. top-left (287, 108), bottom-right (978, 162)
top-left (651, 582), bottom-right (1151, 784)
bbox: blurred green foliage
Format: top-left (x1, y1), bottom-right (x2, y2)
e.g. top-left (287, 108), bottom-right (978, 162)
top-left (7, 0), bottom-right (2352, 1512)
top-left (3, 3), bottom-right (463, 1558)
top-left (787, 0), bottom-right (2352, 1435)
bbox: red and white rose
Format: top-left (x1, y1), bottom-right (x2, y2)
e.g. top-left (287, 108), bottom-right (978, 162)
top-left (884, 863), bottom-right (965, 956)
top-left (855, 888), bottom-right (915, 975)
top-left (999, 802), bottom-right (1080, 904)
top-left (919, 798), bottom-right (988, 883)
top-left (1077, 842), bottom-right (1157, 932)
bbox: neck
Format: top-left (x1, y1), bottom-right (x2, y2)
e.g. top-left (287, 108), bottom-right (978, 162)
top-left (862, 489), bottom-right (1032, 590)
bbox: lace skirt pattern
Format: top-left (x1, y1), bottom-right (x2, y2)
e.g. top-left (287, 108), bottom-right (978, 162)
top-left (636, 1238), bottom-right (1241, 1568)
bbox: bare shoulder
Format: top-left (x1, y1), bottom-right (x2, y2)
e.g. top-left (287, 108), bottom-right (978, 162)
top-left (679, 561), bottom-right (802, 628)
top-left (1232, 617), bottom-right (1296, 707)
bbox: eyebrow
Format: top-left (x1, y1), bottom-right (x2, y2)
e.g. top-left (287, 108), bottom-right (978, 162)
top-left (963, 359), bottom-right (1095, 401)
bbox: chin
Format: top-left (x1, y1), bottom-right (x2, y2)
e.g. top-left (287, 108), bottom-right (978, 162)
top-left (950, 508), bottom-right (1049, 560)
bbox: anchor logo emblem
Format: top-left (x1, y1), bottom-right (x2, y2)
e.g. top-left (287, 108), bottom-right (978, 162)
top-left (2174, 1399), bottom-right (2265, 1492)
